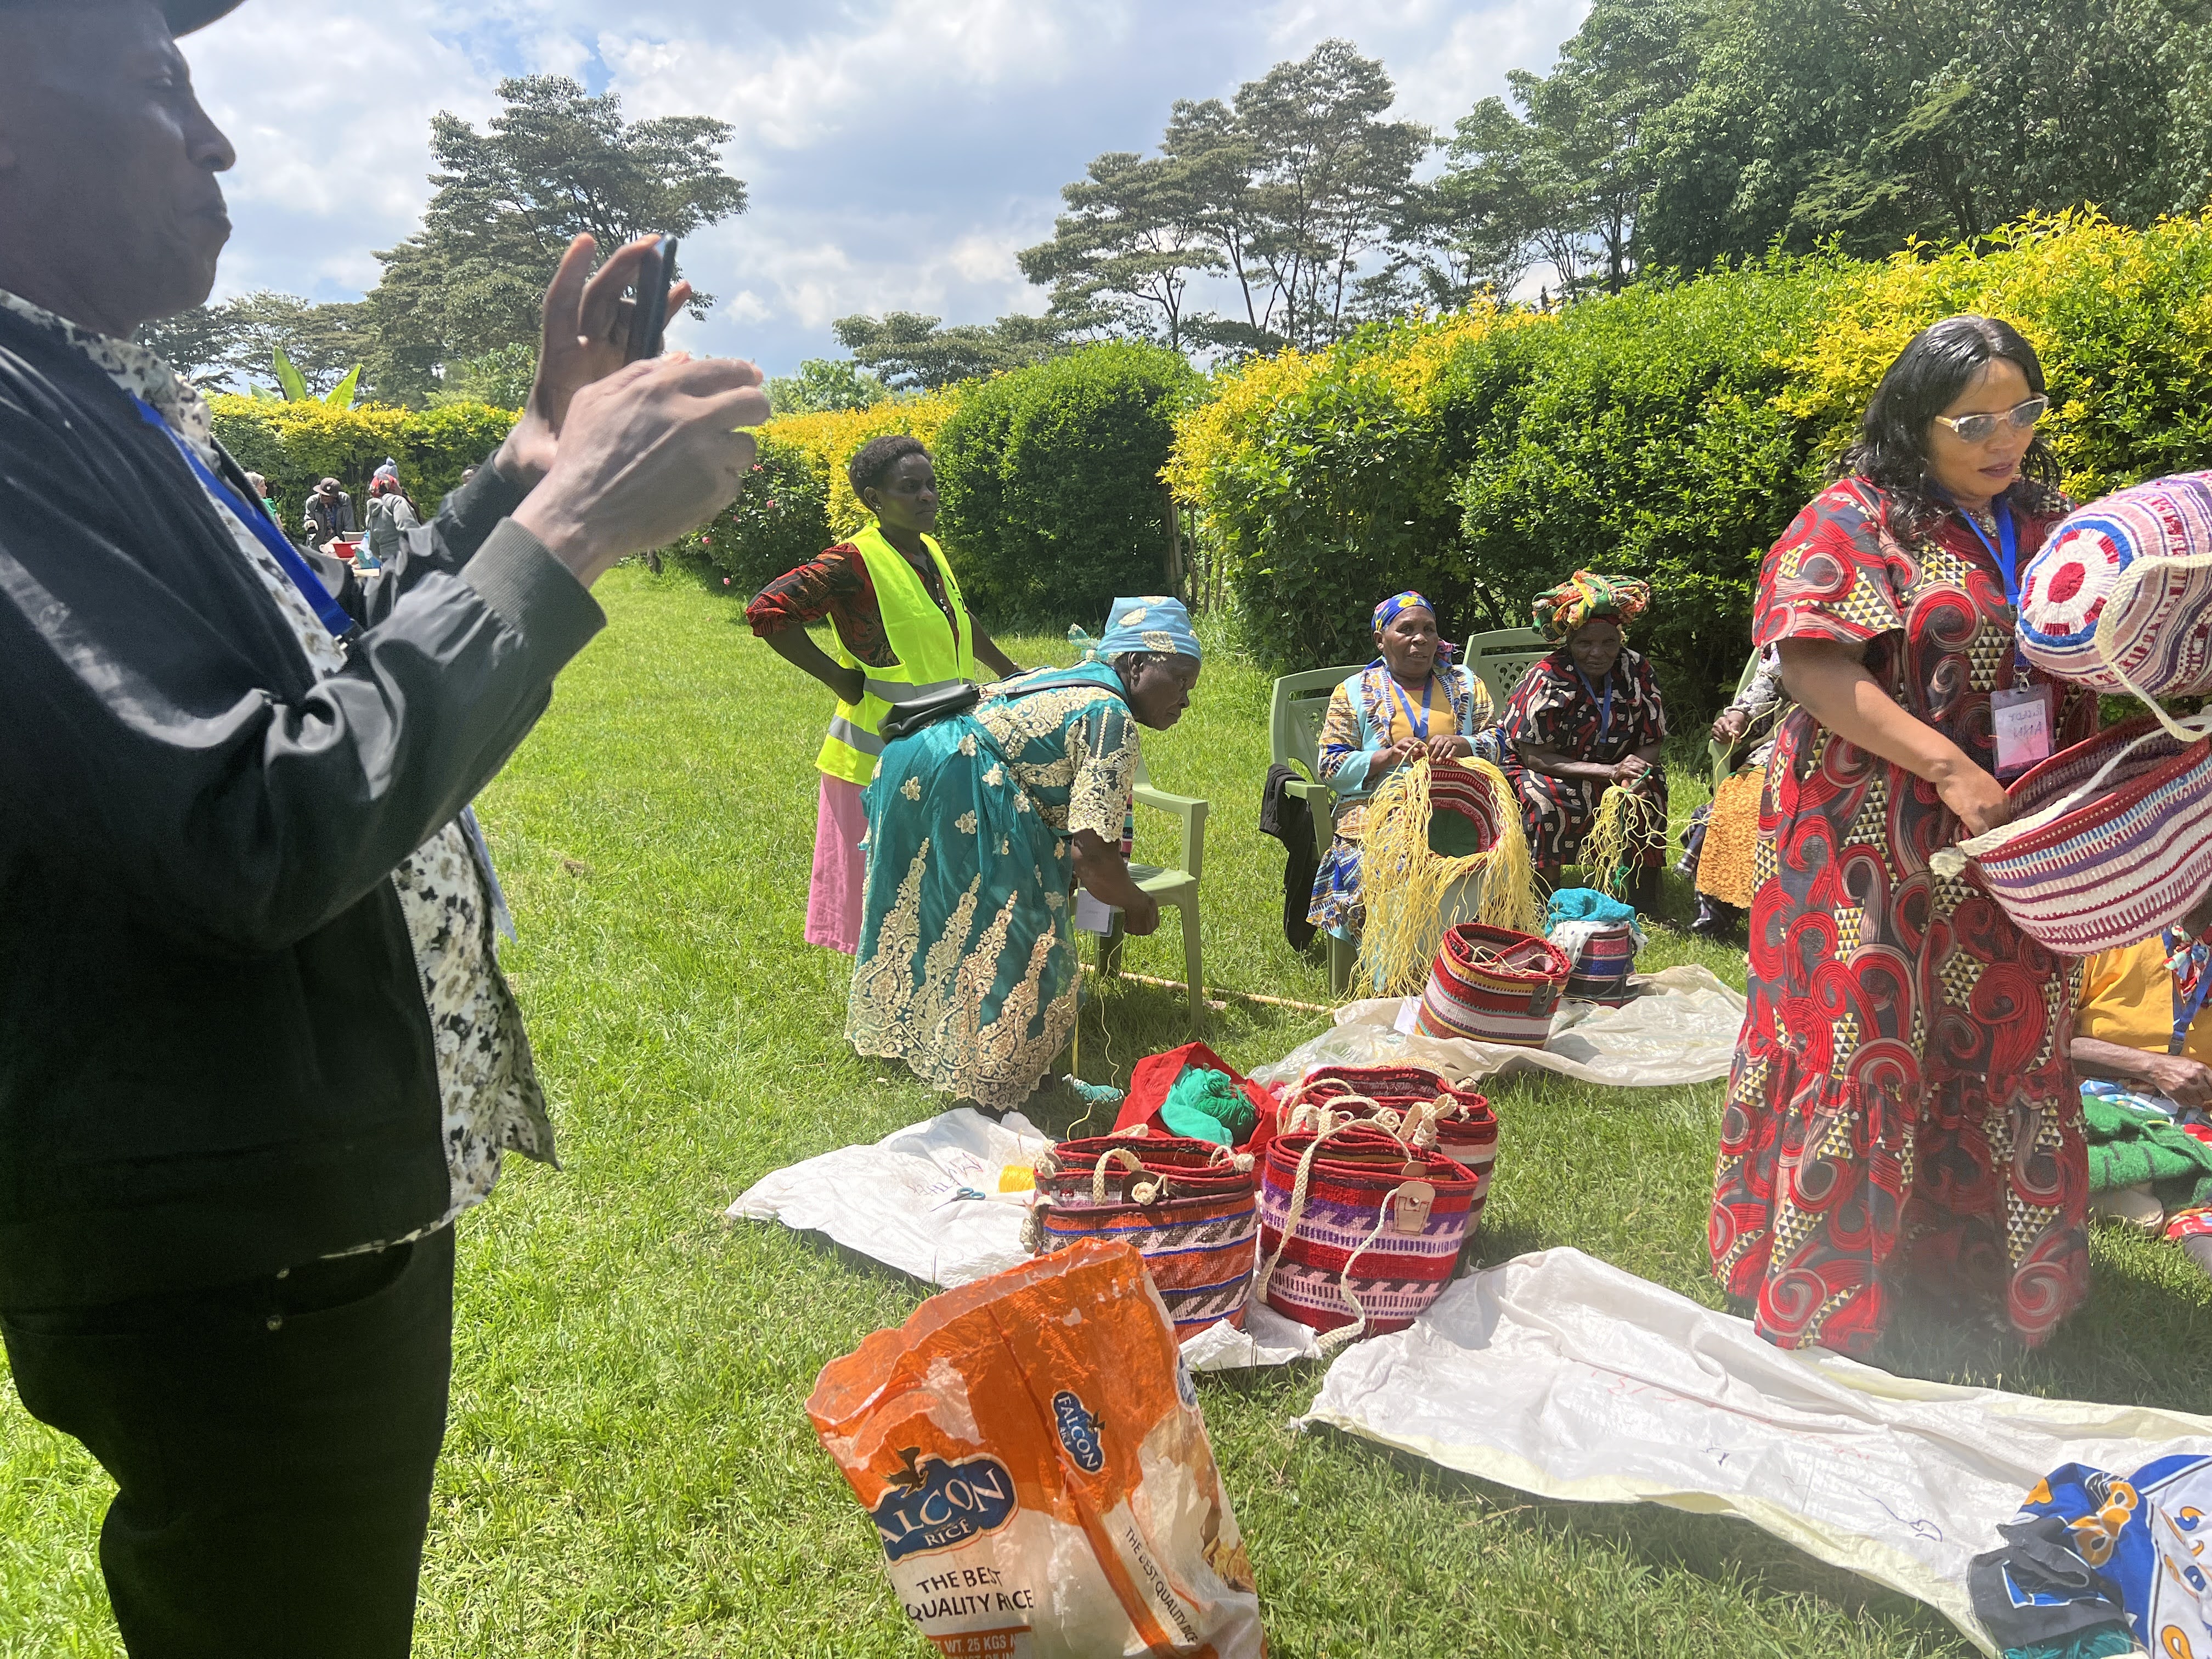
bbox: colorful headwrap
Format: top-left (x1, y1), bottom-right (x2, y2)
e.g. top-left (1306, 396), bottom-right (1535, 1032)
top-left (1532, 571), bottom-right (1651, 642)
top-left (1368, 589), bottom-right (1456, 668)
top-left (1373, 590), bottom-right (1434, 633)
top-left (1076, 595), bottom-right (1203, 663)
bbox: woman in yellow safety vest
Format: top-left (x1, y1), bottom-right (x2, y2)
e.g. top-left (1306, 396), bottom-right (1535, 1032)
top-left (747, 435), bottom-right (1020, 952)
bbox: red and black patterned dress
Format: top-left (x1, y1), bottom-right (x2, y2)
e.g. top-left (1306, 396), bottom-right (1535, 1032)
top-left (1709, 477), bottom-right (2094, 1356)
top-left (1500, 647), bottom-right (1669, 866)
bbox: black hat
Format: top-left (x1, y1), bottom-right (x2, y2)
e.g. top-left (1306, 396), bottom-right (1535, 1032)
top-left (166, 0), bottom-right (245, 32)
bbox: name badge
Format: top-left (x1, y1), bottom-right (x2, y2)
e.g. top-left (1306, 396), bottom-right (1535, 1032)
top-left (1991, 684), bottom-right (2055, 781)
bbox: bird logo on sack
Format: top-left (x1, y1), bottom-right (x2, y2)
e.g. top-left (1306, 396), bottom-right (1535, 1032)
top-left (871, 1447), bottom-right (1019, 1562)
top-left (1052, 1391), bottom-right (1105, 1474)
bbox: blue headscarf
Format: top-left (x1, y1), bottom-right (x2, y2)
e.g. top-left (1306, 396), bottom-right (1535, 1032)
top-left (1369, 590), bottom-right (1454, 668)
top-left (1072, 595), bottom-right (1203, 663)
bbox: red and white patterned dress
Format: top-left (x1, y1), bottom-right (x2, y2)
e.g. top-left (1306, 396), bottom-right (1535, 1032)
top-left (1708, 477), bottom-right (2094, 1356)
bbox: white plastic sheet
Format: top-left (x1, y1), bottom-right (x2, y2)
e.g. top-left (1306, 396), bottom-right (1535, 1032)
top-left (1299, 1247), bottom-right (2212, 1653)
top-left (726, 1109), bottom-right (1318, 1369)
top-left (727, 1108), bottom-right (1051, 1289)
top-left (1249, 964), bottom-right (1747, 1091)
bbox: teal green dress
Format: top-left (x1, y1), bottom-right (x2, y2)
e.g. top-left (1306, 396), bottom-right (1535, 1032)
top-left (847, 663), bottom-right (1141, 1110)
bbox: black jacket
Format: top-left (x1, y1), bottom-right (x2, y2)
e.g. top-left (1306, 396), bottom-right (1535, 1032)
top-left (0, 306), bottom-right (603, 1307)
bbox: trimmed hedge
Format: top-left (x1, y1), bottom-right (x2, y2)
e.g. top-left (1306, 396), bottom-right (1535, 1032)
top-left (206, 396), bottom-right (517, 518)
top-left (935, 342), bottom-right (1200, 625)
top-left (1169, 211), bottom-right (2212, 723)
top-left (692, 393), bottom-right (962, 595)
top-left (695, 345), bottom-right (1199, 630)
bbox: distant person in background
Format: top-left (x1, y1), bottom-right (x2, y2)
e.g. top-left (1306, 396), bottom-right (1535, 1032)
top-left (746, 435), bottom-right (1020, 954)
top-left (303, 473), bottom-right (352, 545)
top-left (242, 467), bottom-right (278, 522)
top-left (1501, 571), bottom-right (1669, 907)
top-left (364, 473), bottom-right (420, 562)
top-left (1306, 590), bottom-right (1496, 946)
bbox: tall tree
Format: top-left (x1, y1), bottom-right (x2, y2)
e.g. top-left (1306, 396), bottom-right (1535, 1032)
top-left (365, 76), bottom-right (747, 403)
top-left (1017, 150), bottom-right (1221, 349)
top-left (134, 292), bottom-right (372, 393)
top-left (831, 312), bottom-right (1069, 391)
top-left (1026, 42), bottom-right (1428, 355)
top-left (1232, 40), bottom-right (1432, 348)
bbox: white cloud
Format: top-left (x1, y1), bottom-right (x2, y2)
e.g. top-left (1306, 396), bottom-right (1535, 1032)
top-left (174, 0), bottom-right (1587, 368)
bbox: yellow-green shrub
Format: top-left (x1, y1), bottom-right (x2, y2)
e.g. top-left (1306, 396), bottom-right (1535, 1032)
top-left (206, 396), bottom-right (516, 517)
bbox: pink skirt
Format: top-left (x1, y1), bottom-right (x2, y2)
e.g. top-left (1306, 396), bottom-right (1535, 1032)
top-left (806, 772), bottom-right (868, 954)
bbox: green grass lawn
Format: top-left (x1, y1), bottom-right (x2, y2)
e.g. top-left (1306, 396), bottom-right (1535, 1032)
top-left (7, 558), bottom-right (2210, 1656)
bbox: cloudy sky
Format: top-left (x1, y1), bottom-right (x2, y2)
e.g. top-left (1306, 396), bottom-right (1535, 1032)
top-left (182, 0), bottom-right (1588, 377)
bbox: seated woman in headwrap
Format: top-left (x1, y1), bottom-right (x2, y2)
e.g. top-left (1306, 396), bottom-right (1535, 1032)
top-left (1502, 571), bottom-right (1668, 907)
top-left (848, 596), bottom-right (1203, 1113)
top-left (1307, 591), bottom-right (1496, 944)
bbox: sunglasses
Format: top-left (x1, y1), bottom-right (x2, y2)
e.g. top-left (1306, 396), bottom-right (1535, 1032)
top-left (1933, 395), bottom-right (2049, 445)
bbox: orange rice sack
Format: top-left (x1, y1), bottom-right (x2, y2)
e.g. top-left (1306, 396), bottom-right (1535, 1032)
top-left (807, 1237), bottom-right (1263, 1658)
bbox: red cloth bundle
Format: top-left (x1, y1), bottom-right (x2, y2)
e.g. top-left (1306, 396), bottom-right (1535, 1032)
top-left (1029, 1135), bottom-right (1259, 1338)
top-left (1109, 1040), bottom-right (1274, 1150)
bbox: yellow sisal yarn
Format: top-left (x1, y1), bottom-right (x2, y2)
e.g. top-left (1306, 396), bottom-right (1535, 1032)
top-left (1354, 755), bottom-right (1541, 997)
top-left (1583, 782), bottom-right (1668, 900)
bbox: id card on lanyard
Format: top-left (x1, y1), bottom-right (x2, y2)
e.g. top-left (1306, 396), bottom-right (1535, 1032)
top-left (1960, 498), bottom-right (2054, 780)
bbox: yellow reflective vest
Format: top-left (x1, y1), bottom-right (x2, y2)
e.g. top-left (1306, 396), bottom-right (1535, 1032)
top-left (816, 523), bottom-right (977, 786)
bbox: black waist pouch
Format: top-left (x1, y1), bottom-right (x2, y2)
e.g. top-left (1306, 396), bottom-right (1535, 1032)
top-left (879, 681), bottom-right (982, 741)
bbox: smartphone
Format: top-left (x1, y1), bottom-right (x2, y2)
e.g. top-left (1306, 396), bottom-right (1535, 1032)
top-left (624, 235), bottom-right (679, 363)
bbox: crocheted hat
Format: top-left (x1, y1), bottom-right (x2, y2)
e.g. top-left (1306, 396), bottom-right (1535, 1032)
top-left (2017, 471), bottom-right (2212, 700)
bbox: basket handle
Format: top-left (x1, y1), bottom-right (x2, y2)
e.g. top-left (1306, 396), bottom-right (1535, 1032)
top-left (1090, 1146), bottom-right (1160, 1205)
top-left (2089, 545), bottom-right (2212, 742)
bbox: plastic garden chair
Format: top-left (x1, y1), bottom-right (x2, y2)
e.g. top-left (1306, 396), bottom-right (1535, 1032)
top-left (1268, 664), bottom-right (1365, 994)
top-left (1460, 625), bottom-right (1549, 712)
top-left (1099, 755), bottom-right (1210, 1035)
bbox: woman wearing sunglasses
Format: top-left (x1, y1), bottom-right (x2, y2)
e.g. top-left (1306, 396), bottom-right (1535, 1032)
top-left (1710, 314), bottom-right (2095, 1360)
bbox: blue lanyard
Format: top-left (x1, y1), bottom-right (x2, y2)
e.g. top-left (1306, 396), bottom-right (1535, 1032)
top-left (1573, 665), bottom-right (1614, 743)
top-left (1954, 498), bottom-right (2021, 607)
top-left (2167, 927), bottom-right (2212, 1057)
top-left (131, 394), bottom-right (359, 645)
top-left (1385, 672), bottom-right (1436, 741)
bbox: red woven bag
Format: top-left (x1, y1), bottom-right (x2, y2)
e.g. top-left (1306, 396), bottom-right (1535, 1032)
top-left (1265, 1065), bottom-right (1498, 1186)
top-left (1253, 1120), bottom-right (1480, 1351)
top-left (1027, 1135), bottom-right (1259, 1338)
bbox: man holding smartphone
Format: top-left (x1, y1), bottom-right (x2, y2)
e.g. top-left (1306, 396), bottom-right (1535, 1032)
top-left (0, 2), bottom-right (768, 1654)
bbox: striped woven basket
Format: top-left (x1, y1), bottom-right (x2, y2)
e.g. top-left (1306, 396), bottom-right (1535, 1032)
top-left (1028, 1135), bottom-right (1259, 1338)
top-left (2017, 471), bottom-right (2212, 699)
top-left (1413, 923), bottom-right (1571, 1048)
top-left (1282, 1066), bottom-right (1499, 1185)
top-left (1563, 922), bottom-right (1639, 1005)
top-left (1934, 713), bottom-right (2212, 955)
top-left (1254, 1120), bottom-right (1480, 1351)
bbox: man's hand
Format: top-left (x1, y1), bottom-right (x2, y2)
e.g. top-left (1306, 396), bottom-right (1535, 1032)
top-left (512, 354), bottom-right (771, 588)
top-left (495, 234), bottom-right (699, 489)
top-left (1613, 752), bottom-right (1654, 788)
top-left (1712, 707), bottom-right (1751, 743)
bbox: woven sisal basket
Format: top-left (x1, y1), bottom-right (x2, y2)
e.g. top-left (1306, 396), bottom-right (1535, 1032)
top-left (1934, 713), bottom-right (2212, 955)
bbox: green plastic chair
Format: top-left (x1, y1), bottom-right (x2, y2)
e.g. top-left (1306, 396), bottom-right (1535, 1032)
top-left (1460, 625), bottom-right (1549, 712)
top-left (1099, 755), bottom-right (1210, 1035)
top-left (1268, 664), bottom-right (1365, 994)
